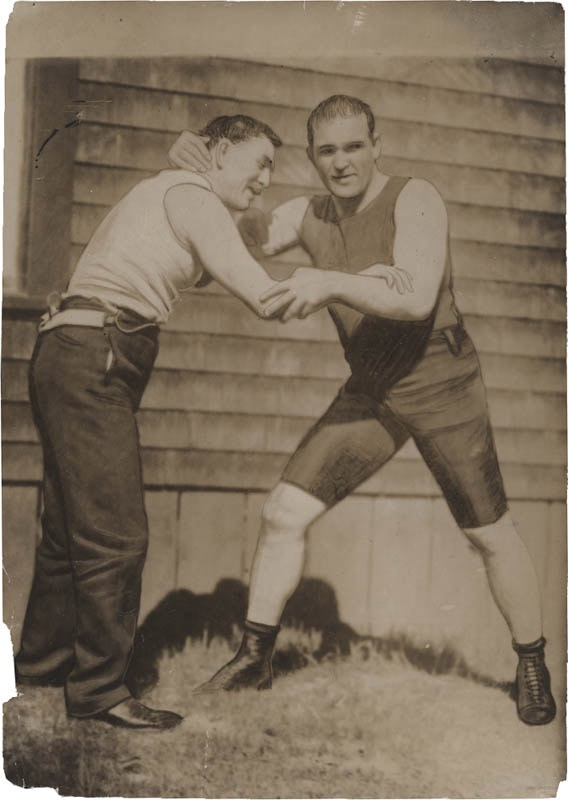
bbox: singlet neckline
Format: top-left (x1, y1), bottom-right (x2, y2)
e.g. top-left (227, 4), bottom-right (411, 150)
top-left (172, 170), bottom-right (214, 191)
top-left (318, 176), bottom-right (402, 225)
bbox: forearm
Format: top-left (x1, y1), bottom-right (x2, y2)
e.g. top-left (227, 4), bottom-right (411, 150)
top-left (259, 180), bottom-right (448, 323)
top-left (211, 261), bottom-right (278, 319)
top-left (331, 270), bottom-right (433, 321)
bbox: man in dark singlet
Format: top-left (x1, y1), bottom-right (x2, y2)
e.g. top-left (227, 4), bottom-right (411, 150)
top-left (168, 95), bottom-right (556, 725)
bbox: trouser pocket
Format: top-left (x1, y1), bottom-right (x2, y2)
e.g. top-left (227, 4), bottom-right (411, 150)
top-left (104, 326), bottom-right (159, 410)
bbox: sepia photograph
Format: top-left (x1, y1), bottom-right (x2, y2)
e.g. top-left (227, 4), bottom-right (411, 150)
top-left (1, 1), bottom-right (566, 797)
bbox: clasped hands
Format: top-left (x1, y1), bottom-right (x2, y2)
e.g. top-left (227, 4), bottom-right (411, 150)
top-left (261, 265), bottom-right (414, 322)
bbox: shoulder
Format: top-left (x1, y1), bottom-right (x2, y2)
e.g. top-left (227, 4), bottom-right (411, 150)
top-left (273, 195), bottom-right (311, 223)
top-left (396, 178), bottom-right (447, 218)
top-left (164, 180), bottom-right (213, 201)
top-left (285, 195), bottom-right (311, 212)
top-left (164, 181), bottom-right (233, 246)
top-left (164, 181), bottom-right (226, 215)
top-left (398, 178), bottom-right (445, 206)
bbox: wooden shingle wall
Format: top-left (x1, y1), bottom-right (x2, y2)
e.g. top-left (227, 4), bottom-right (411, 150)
top-left (3, 58), bottom-right (565, 681)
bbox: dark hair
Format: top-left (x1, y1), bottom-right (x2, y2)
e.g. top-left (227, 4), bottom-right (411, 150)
top-left (200, 115), bottom-right (282, 150)
top-left (307, 95), bottom-right (376, 149)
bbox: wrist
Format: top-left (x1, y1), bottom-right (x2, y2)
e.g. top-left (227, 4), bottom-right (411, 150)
top-left (329, 272), bottom-right (349, 303)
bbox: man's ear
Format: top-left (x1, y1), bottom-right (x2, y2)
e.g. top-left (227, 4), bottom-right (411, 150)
top-left (306, 146), bottom-right (314, 166)
top-left (372, 134), bottom-right (382, 163)
top-left (214, 138), bottom-right (230, 169)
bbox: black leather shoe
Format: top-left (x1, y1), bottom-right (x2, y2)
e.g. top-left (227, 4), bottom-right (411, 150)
top-left (194, 620), bottom-right (279, 694)
top-left (513, 637), bottom-right (556, 726)
top-left (95, 698), bottom-right (183, 730)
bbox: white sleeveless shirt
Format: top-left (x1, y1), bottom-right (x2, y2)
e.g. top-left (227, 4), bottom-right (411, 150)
top-left (68, 170), bottom-right (212, 323)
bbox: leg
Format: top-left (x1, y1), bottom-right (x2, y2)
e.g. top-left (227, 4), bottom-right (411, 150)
top-left (61, 403), bottom-right (150, 717)
top-left (394, 329), bottom-right (555, 724)
top-left (196, 483), bottom-right (325, 694)
top-left (463, 512), bottom-right (555, 725)
top-left (247, 483), bottom-right (326, 626)
top-left (29, 326), bottom-right (181, 728)
top-left (462, 511), bottom-right (542, 645)
top-left (16, 345), bottom-right (76, 683)
top-left (196, 387), bottom-right (408, 693)
top-left (33, 330), bottom-right (148, 716)
top-left (15, 454), bottom-right (76, 684)
top-left (411, 409), bottom-right (539, 643)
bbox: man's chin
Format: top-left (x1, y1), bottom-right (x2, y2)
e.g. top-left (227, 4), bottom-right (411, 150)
top-left (226, 199), bottom-right (251, 212)
top-left (329, 185), bottom-right (360, 199)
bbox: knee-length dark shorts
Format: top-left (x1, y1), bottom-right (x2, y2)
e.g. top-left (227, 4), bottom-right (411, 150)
top-left (282, 327), bottom-right (508, 529)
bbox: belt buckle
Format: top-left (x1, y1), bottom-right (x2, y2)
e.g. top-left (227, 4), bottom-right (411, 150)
top-left (38, 291), bottom-right (64, 331)
top-left (46, 291), bottom-right (63, 318)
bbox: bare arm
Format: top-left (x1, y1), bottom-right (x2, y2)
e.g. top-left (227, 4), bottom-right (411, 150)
top-left (168, 130), bottom-right (309, 258)
top-left (238, 196), bottom-right (310, 257)
top-left (164, 184), bottom-right (281, 318)
top-left (261, 179), bottom-right (447, 322)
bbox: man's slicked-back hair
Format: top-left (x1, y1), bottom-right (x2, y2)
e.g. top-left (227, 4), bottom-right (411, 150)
top-left (200, 115), bottom-right (282, 150)
top-left (307, 95), bottom-right (376, 149)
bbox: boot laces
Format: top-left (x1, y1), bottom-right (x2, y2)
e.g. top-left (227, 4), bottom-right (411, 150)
top-left (523, 653), bottom-right (547, 702)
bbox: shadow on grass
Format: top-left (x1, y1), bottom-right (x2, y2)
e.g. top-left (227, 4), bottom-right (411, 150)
top-left (126, 576), bottom-right (515, 700)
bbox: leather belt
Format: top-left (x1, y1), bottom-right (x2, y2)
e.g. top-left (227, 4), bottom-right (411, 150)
top-left (38, 308), bottom-right (117, 333)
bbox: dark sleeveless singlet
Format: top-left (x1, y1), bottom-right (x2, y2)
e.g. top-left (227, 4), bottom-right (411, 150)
top-left (298, 176), bottom-right (461, 390)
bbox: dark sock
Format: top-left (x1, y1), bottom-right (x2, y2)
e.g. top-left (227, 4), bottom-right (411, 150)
top-left (513, 636), bottom-right (546, 654)
top-left (245, 619), bottom-right (280, 637)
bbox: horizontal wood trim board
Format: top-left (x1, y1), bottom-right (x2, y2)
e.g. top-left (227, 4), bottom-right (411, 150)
top-left (165, 301), bottom-right (567, 356)
top-left (3, 443), bottom-right (564, 500)
top-left (258, 186), bottom-right (566, 249)
top-left (67, 226), bottom-right (568, 321)
top-left (70, 197), bottom-right (565, 254)
top-left (4, 402), bottom-right (565, 466)
top-left (111, 272), bottom-right (567, 325)
top-left (68, 239), bottom-right (566, 291)
top-left (3, 329), bottom-right (565, 395)
top-left (74, 79), bottom-right (564, 143)
top-left (73, 161), bottom-right (565, 215)
top-left (3, 364), bottom-right (565, 431)
top-left (153, 333), bottom-right (565, 392)
top-left (74, 122), bottom-right (565, 180)
top-left (66, 245), bottom-right (568, 324)
top-left (78, 57), bottom-right (565, 110)
top-left (3, 306), bottom-right (565, 363)
top-left (448, 242), bottom-right (565, 287)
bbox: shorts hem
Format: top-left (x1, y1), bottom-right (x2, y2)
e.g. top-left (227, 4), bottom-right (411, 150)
top-left (456, 502), bottom-right (510, 530)
top-left (280, 475), bottom-right (336, 508)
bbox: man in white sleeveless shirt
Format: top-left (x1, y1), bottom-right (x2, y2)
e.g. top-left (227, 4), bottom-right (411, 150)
top-left (15, 115), bottom-right (288, 730)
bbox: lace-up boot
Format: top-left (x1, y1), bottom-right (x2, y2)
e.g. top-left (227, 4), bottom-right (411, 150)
top-left (513, 636), bottom-right (556, 725)
top-left (194, 620), bottom-right (279, 694)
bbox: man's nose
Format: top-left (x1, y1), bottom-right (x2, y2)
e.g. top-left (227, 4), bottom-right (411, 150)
top-left (257, 167), bottom-right (271, 188)
top-left (332, 152), bottom-right (349, 171)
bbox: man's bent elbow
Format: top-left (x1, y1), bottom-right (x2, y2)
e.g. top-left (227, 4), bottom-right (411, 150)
top-left (400, 297), bottom-right (436, 322)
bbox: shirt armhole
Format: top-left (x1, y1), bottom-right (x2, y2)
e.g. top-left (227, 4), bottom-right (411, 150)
top-left (163, 182), bottom-right (216, 251)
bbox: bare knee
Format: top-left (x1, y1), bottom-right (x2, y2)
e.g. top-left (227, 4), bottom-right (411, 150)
top-left (261, 483), bottom-right (326, 537)
top-left (462, 510), bottom-right (517, 557)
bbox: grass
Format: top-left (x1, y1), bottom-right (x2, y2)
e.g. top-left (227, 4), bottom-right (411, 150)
top-left (3, 627), bottom-right (565, 798)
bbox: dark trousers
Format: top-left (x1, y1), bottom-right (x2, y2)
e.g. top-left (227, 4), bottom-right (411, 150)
top-left (15, 322), bottom-right (158, 716)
